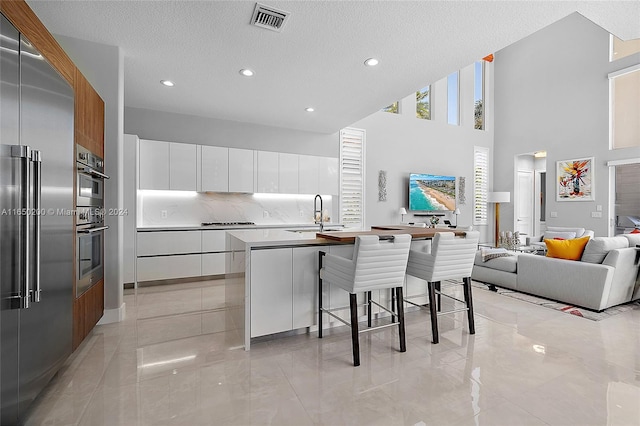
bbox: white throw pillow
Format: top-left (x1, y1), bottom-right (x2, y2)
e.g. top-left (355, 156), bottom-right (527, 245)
top-left (544, 231), bottom-right (577, 241)
top-left (547, 227), bottom-right (585, 237)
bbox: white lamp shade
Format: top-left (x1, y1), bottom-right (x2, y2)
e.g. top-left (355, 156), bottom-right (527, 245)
top-left (487, 192), bottom-right (510, 203)
top-left (453, 208), bottom-right (461, 215)
top-left (399, 207), bottom-right (407, 215)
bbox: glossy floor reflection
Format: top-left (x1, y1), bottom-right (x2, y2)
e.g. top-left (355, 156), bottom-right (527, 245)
top-left (25, 279), bottom-right (640, 425)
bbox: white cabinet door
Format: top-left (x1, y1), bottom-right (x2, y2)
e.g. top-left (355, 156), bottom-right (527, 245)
top-left (292, 246), bottom-right (324, 329)
top-left (228, 148), bottom-right (255, 193)
top-left (202, 230), bottom-right (226, 252)
top-left (202, 253), bottom-right (226, 276)
top-left (318, 157), bottom-right (339, 195)
top-left (137, 254), bottom-right (201, 282)
top-left (169, 142), bottom-right (197, 190)
top-left (250, 248), bottom-right (293, 337)
top-left (137, 231), bottom-right (202, 256)
top-left (139, 139), bottom-right (169, 190)
top-left (298, 155), bottom-right (319, 194)
top-left (256, 151), bottom-right (279, 193)
top-left (279, 153), bottom-right (299, 194)
top-left (201, 145), bottom-right (229, 192)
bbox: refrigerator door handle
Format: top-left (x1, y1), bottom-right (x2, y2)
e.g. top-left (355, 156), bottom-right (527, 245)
top-left (31, 149), bottom-right (42, 303)
top-left (11, 145), bottom-right (31, 309)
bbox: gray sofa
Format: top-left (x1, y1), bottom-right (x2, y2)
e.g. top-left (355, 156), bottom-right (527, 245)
top-left (472, 234), bottom-right (640, 311)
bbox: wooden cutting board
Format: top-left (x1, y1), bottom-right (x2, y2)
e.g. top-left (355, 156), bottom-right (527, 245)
top-left (316, 225), bottom-right (465, 242)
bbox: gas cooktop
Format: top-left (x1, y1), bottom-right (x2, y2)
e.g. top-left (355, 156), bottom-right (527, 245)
top-left (201, 221), bottom-right (256, 227)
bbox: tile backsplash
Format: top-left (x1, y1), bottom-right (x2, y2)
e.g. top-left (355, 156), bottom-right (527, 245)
top-left (138, 191), bottom-right (336, 227)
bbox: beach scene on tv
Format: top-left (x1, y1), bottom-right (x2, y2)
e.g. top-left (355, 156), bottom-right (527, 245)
top-left (409, 174), bottom-right (456, 211)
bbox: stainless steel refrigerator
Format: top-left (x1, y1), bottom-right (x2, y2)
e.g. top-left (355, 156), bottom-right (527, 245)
top-left (1, 13), bottom-right (74, 425)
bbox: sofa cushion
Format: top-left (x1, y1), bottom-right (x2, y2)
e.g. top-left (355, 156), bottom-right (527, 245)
top-left (581, 237), bottom-right (629, 264)
top-left (621, 233), bottom-right (640, 247)
top-left (545, 236), bottom-right (590, 260)
top-left (544, 231), bottom-right (577, 241)
top-left (547, 227), bottom-right (586, 237)
top-left (474, 250), bottom-right (517, 273)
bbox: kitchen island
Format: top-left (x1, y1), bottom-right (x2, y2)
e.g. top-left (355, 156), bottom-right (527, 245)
top-left (226, 227), bottom-right (461, 350)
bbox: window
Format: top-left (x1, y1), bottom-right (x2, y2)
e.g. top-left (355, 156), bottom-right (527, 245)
top-left (340, 128), bottom-right (365, 229)
top-left (473, 146), bottom-right (489, 225)
top-left (609, 65), bottom-right (640, 149)
top-left (610, 35), bottom-right (640, 62)
top-left (416, 86), bottom-right (431, 119)
top-left (474, 61), bottom-right (484, 130)
top-left (381, 102), bottom-right (398, 114)
top-left (447, 72), bottom-right (459, 125)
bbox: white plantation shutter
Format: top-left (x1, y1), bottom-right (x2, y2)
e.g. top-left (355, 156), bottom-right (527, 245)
top-left (473, 146), bottom-right (489, 225)
top-left (340, 128), bottom-right (365, 228)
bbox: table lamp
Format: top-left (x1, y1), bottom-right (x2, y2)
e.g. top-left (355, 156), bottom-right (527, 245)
top-left (453, 208), bottom-right (461, 227)
top-left (487, 192), bottom-right (510, 247)
top-left (399, 207), bottom-right (407, 224)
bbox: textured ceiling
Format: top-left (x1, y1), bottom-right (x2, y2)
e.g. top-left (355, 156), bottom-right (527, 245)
top-left (27, 1), bottom-right (640, 134)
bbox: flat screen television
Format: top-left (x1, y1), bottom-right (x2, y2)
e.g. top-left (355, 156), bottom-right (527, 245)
top-left (409, 173), bottom-right (456, 212)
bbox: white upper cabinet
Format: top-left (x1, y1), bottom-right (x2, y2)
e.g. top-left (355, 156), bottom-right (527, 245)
top-left (318, 156), bottom-right (339, 195)
top-left (201, 145), bottom-right (229, 192)
top-left (139, 139), bottom-right (169, 190)
top-left (298, 154), bottom-right (319, 194)
top-left (228, 148), bottom-right (255, 193)
top-left (278, 153), bottom-right (299, 194)
top-left (256, 151), bottom-right (279, 193)
top-left (169, 142), bottom-right (197, 190)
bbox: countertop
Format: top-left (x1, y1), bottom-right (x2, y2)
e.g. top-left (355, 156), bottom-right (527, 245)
top-left (137, 223), bottom-right (343, 232)
top-left (317, 225), bottom-right (466, 243)
top-left (226, 228), bottom-right (333, 248)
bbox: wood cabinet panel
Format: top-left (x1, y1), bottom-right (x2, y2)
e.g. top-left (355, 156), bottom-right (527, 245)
top-left (74, 69), bottom-right (104, 156)
top-left (72, 279), bottom-right (104, 350)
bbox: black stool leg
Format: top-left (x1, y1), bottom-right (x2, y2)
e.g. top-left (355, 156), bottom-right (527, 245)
top-left (463, 277), bottom-right (475, 335)
top-left (436, 281), bottom-right (441, 312)
top-left (349, 293), bottom-right (360, 366)
top-left (318, 252), bottom-right (325, 338)
top-left (391, 288), bottom-right (396, 323)
top-left (367, 291), bottom-right (372, 327)
top-left (427, 281), bottom-right (439, 344)
top-left (396, 287), bottom-right (406, 352)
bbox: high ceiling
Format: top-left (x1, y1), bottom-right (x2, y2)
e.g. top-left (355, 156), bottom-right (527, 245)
top-left (27, 1), bottom-right (640, 134)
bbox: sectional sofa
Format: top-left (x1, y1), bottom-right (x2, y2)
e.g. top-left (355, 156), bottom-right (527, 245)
top-left (472, 234), bottom-right (640, 311)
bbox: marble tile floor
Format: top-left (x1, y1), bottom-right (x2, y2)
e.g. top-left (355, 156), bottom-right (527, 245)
top-left (24, 279), bottom-right (640, 426)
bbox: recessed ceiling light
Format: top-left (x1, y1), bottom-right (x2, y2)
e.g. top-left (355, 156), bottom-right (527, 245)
top-left (364, 58), bottom-right (379, 67)
top-left (239, 69), bottom-right (254, 77)
top-left (305, 107), bottom-right (315, 112)
top-left (160, 80), bottom-right (174, 87)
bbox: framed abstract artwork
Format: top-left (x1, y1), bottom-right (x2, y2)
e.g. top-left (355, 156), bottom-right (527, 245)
top-left (556, 157), bottom-right (594, 201)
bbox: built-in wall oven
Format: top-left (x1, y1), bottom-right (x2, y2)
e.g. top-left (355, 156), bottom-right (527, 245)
top-left (76, 145), bottom-right (109, 297)
top-left (77, 145), bottom-right (107, 207)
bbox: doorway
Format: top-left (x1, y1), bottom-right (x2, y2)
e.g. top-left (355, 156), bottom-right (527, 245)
top-left (515, 152), bottom-right (547, 240)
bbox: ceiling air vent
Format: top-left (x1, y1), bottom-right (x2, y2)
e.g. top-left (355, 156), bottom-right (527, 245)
top-left (250, 3), bottom-right (290, 32)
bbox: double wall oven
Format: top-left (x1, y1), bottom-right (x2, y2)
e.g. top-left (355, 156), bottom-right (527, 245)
top-left (76, 145), bottom-right (109, 297)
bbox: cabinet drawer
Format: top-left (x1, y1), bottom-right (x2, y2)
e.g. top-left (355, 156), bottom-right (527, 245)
top-left (137, 254), bottom-right (201, 282)
top-left (202, 230), bottom-right (226, 252)
top-left (137, 231), bottom-right (202, 256)
top-left (202, 253), bottom-right (226, 276)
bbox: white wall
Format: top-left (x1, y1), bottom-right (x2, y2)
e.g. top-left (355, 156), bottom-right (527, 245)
top-left (349, 62), bottom-right (495, 242)
top-left (55, 35), bottom-right (125, 322)
top-left (494, 13), bottom-right (640, 237)
top-left (125, 106), bottom-right (338, 157)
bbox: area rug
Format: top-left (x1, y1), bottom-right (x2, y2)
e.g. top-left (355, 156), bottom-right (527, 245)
top-left (471, 281), bottom-right (640, 321)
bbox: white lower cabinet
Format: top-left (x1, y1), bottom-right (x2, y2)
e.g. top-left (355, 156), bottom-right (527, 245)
top-left (202, 253), bottom-right (226, 276)
top-left (292, 246), bottom-right (324, 329)
top-left (250, 248), bottom-right (293, 337)
top-left (137, 254), bottom-right (201, 282)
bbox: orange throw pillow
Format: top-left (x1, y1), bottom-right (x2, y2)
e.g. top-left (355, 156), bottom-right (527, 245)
top-left (545, 236), bottom-right (591, 261)
top-left (631, 228), bottom-right (640, 234)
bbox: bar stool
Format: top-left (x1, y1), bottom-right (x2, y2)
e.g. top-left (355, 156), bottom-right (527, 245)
top-left (318, 234), bottom-right (412, 366)
top-left (405, 231), bottom-right (480, 344)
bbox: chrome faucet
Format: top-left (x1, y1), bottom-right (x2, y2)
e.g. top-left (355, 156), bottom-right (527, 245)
top-left (314, 194), bottom-right (324, 232)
